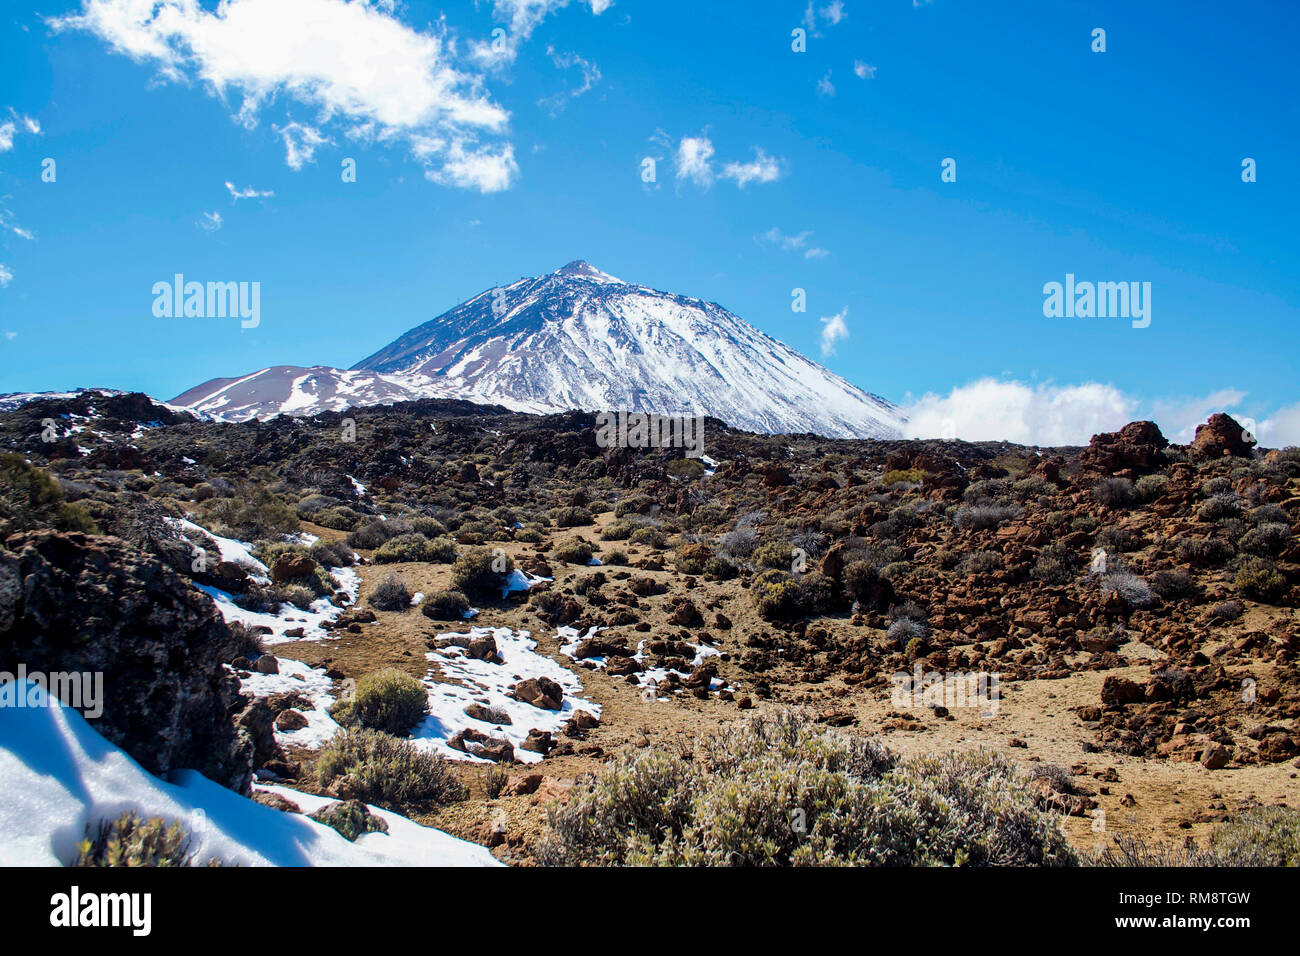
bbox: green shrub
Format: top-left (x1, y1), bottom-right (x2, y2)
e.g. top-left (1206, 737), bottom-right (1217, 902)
top-left (1093, 477), bottom-right (1136, 509)
top-left (309, 538), bottom-right (356, 568)
top-left (600, 519), bottom-right (638, 541)
top-left (74, 811), bottom-right (214, 867)
top-left (667, 458), bottom-right (707, 479)
top-left (753, 570), bottom-right (806, 621)
top-left (1238, 522), bottom-right (1290, 557)
top-left (553, 506), bottom-right (593, 528)
top-left (1234, 557), bottom-right (1288, 602)
top-left (368, 573), bottom-right (413, 611)
top-left (422, 589), bottom-right (472, 620)
top-left (1198, 494), bottom-right (1241, 521)
top-left (1095, 807), bottom-right (1300, 866)
top-left (753, 541), bottom-right (795, 570)
top-left (316, 728), bottom-right (467, 808)
top-left (881, 468), bottom-right (925, 488)
top-left (0, 452), bottom-right (100, 536)
top-left (540, 710), bottom-right (1076, 867)
top-left (628, 526), bottom-right (666, 549)
top-left (335, 668), bottom-right (428, 735)
top-left (675, 542), bottom-right (712, 574)
top-left (451, 546), bottom-right (514, 599)
top-left (1175, 537), bottom-right (1235, 566)
top-left (308, 800), bottom-right (388, 842)
top-left (374, 533), bottom-right (456, 564)
top-left (953, 504), bottom-right (1018, 531)
top-left (604, 548), bottom-right (629, 566)
top-left (553, 538), bottom-right (595, 564)
top-left (205, 486), bottom-right (299, 539)
top-left (1135, 474), bottom-right (1168, 502)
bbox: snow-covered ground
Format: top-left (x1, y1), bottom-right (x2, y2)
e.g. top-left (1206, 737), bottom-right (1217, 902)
top-left (236, 657), bottom-right (341, 749)
top-left (559, 625), bottom-right (725, 701)
top-left (196, 576), bottom-right (355, 646)
top-left (0, 681), bottom-right (498, 867)
top-left (414, 626), bottom-right (600, 764)
top-left (169, 517), bottom-right (269, 581)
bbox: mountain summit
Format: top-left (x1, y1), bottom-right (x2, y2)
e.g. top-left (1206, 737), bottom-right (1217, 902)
top-left (173, 263), bottom-right (904, 438)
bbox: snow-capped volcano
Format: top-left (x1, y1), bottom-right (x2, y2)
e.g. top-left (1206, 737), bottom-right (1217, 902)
top-left (172, 261), bottom-right (904, 438)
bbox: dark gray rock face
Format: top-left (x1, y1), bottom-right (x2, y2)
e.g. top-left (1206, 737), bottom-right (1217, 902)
top-left (0, 530), bottom-right (256, 793)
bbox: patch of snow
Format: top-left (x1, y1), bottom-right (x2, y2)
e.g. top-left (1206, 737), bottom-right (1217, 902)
top-left (237, 657), bottom-right (341, 749)
top-left (0, 681), bottom-right (498, 867)
top-left (414, 626), bottom-right (599, 764)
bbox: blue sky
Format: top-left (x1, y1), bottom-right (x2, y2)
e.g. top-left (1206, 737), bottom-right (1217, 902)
top-left (1, 0), bottom-right (1297, 444)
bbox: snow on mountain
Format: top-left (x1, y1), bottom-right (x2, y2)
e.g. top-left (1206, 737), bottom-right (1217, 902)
top-left (169, 365), bottom-right (459, 422)
top-left (171, 262), bottom-right (905, 438)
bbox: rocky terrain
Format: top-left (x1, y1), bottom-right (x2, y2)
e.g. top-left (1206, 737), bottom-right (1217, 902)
top-left (1, 390), bottom-right (1297, 865)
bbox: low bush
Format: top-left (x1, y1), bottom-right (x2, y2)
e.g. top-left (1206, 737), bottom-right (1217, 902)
top-left (316, 728), bottom-right (467, 808)
top-left (451, 546), bottom-right (514, 599)
top-left (368, 573), bottom-right (413, 611)
top-left (540, 710), bottom-right (1076, 867)
top-left (421, 590), bottom-right (472, 620)
top-left (333, 668), bottom-right (428, 735)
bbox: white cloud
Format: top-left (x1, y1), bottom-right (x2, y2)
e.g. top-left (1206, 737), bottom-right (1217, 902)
top-left (1259, 402), bottom-right (1300, 447)
top-left (0, 264), bottom-right (13, 287)
top-left (0, 208), bottom-right (33, 241)
top-left (898, 379), bottom-right (1300, 448)
top-left (817, 70), bottom-right (835, 97)
top-left (0, 110), bottom-right (41, 152)
top-left (903, 379), bottom-right (1136, 445)
top-left (425, 141), bottom-right (518, 193)
top-left (197, 210), bottom-right (223, 231)
top-left (273, 121), bottom-right (332, 171)
top-left (853, 60), bottom-right (876, 79)
top-left (757, 227), bottom-right (828, 258)
top-left (52, 0), bottom-right (517, 191)
top-left (3, 331), bottom-right (16, 340)
top-left (675, 135), bottom-right (715, 187)
top-left (819, 309), bottom-right (848, 356)
top-left (1147, 389), bottom-right (1248, 444)
top-left (225, 181), bottom-right (274, 200)
top-left (820, 2), bottom-right (846, 26)
top-left (720, 148), bottom-right (783, 187)
top-left (469, 0), bottom-right (611, 67)
top-left (538, 47), bottom-right (601, 115)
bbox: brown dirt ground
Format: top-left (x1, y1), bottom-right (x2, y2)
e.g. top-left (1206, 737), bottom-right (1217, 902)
top-left (267, 515), bottom-right (1299, 863)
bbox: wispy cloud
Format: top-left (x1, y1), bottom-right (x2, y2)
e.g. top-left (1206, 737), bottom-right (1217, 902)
top-left (719, 148), bottom-right (783, 188)
top-left (197, 211), bottom-right (223, 232)
top-left (756, 227), bottom-right (829, 259)
top-left (538, 47), bottom-right (601, 116)
top-left (0, 109), bottom-right (41, 152)
top-left (51, 0), bottom-right (518, 192)
top-left (225, 181), bottom-right (274, 201)
top-left (819, 309), bottom-right (848, 356)
top-left (469, 0), bottom-right (612, 67)
top-left (817, 70), bottom-right (835, 97)
top-left (853, 60), bottom-right (876, 79)
top-left (0, 264), bottom-right (13, 287)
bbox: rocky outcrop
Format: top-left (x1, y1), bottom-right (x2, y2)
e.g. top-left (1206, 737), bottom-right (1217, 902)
top-left (1191, 413), bottom-right (1256, 459)
top-left (0, 531), bottom-right (255, 792)
top-left (1080, 421), bottom-right (1168, 475)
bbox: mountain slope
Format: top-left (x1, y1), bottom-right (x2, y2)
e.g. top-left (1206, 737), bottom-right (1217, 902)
top-left (173, 262), bottom-right (904, 438)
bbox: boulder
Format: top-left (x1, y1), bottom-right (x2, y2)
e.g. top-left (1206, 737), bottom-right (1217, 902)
top-left (0, 531), bottom-right (255, 793)
top-left (1191, 413), bottom-right (1256, 460)
top-left (512, 676), bottom-right (564, 710)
